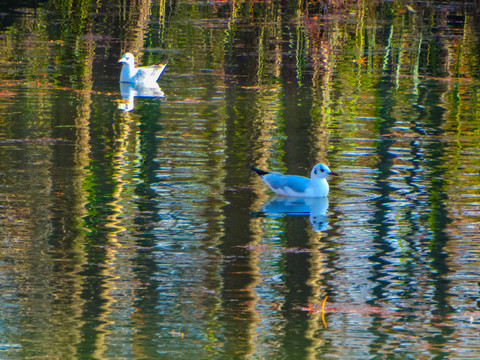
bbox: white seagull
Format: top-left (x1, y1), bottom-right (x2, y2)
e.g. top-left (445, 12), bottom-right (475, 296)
top-left (119, 52), bottom-right (168, 85)
top-left (251, 163), bottom-right (337, 198)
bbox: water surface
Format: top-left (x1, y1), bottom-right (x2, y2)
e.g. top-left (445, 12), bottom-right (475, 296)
top-left (1, 1), bottom-right (480, 359)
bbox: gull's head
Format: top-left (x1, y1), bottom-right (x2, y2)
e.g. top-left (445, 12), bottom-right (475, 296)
top-left (119, 53), bottom-right (135, 66)
top-left (311, 163), bottom-right (338, 179)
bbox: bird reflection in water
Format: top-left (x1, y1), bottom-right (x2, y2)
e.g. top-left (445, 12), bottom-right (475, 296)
top-left (253, 196), bottom-right (329, 231)
top-left (118, 83), bottom-right (165, 111)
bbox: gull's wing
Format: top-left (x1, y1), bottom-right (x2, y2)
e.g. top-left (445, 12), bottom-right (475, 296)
top-left (264, 173), bottom-right (310, 194)
top-left (135, 60), bottom-right (168, 83)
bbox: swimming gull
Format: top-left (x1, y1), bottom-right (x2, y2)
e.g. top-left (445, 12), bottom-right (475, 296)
top-left (119, 52), bottom-right (168, 85)
top-left (251, 163), bottom-right (337, 198)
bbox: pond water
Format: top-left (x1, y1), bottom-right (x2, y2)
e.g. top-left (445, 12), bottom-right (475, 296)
top-left (1, 1), bottom-right (480, 359)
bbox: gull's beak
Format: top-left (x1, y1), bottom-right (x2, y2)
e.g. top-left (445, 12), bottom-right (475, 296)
top-left (329, 171), bottom-right (338, 176)
top-left (118, 56), bottom-right (126, 63)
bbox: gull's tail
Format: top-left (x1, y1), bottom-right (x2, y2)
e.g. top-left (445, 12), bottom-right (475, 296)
top-left (154, 58), bottom-right (169, 67)
top-left (250, 166), bottom-right (270, 177)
